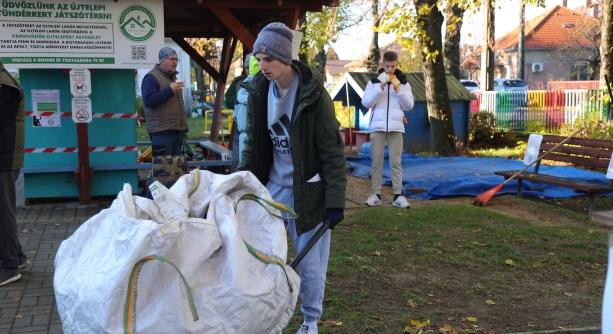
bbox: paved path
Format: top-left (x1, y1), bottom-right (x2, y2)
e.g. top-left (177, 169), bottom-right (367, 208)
top-left (0, 202), bottom-right (107, 334)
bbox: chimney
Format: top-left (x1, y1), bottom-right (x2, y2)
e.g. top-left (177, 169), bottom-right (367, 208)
top-left (562, 0), bottom-right (568, 6)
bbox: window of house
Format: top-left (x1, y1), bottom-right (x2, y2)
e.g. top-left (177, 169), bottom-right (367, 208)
top-left (570, 62), bottom-right (590, 81)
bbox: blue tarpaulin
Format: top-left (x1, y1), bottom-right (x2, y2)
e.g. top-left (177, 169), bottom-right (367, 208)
top-left (347, 154), bottom-right (612, 200)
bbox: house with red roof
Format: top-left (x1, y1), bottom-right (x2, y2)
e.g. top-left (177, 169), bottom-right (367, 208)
top-left (494, 4), bottom-right (600, 89)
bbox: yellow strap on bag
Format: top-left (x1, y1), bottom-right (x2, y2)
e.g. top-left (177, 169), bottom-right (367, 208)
top-left (234, 194), bottom-right (298, 292)
top-left (123, 255), bottom-right (199, 334)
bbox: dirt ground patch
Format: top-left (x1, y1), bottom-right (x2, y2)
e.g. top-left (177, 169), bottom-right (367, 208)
top-left (346, 175), bottom-right (610, 227)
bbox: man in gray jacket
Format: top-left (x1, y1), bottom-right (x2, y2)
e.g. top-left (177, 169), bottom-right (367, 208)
top-left (141, 47), bottom-right (187, 156)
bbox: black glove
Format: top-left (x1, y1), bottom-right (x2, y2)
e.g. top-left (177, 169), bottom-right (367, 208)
top-left (324, 208), bottom-right (344, 229)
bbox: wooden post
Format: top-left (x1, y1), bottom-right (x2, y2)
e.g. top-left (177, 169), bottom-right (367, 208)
top-left (209, 36), bottom-right (237, 143)
top-left (75, 123), bottom-right (92, 204)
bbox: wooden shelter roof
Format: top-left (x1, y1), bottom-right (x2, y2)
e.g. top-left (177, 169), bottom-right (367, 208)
top-left (165, 0), bottom-right (338, 41)
top-left (162, 0), bottom-right (338, 142)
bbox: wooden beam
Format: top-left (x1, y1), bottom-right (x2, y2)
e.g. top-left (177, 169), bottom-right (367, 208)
top-left (285, 7), bottom-right (302, 28)
top-left (210, 7), bottom-right (255, 51)
top-left (209, 36), bottom-right (237, 143)
top-left (171, 36), bottom-right (221, 82)
top-left (169, 0), bottom-right (335, 10)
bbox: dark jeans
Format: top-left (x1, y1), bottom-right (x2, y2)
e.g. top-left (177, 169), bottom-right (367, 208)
top-left (150, 132), bottom-right (185, 156)
top-left (0, 169), bottom-right (23, 270)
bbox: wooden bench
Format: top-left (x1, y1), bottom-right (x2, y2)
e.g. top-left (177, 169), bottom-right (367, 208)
top-left (495, 134), bottom-right (613, 216)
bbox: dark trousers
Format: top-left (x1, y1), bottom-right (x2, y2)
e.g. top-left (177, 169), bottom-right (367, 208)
top-left (150, 132), bottom-right (184, 156)
top-left (0, 170), bottom-right (23, 270)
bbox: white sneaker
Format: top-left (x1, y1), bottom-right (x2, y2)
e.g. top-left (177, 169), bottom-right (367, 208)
top-left (364, 194), bottom-right (382, 207)
top-left (296, 325), bottom-right (318, 334)
top-left (392, 195), bottom-right (411, 208)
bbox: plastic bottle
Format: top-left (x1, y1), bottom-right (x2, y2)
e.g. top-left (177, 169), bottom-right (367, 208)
top-left (148, 181), bottom-right (189, 222)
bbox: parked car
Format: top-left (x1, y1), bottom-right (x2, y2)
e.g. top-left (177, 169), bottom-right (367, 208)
top-left (460, 79), bottom-right (480, 92)
top-left (493, 78), bottom-right (528, 91)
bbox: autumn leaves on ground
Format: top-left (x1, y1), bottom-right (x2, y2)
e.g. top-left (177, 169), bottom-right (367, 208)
top-left (286, 196), bottom-right (607, 333)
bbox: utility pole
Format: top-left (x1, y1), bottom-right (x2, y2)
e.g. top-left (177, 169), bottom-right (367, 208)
top-left (518, 1), bottom-right (525, 80)
top-left (480, 0), bottom-right (495, 91)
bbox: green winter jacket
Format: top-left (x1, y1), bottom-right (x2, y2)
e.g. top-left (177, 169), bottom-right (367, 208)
top-left (239, 61), bottom-right (346, 234)
top-left (0, 63), bottom-right (24, 171)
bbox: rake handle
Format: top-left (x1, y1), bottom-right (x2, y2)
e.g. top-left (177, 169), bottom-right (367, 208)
top-left (500, 128), bottom-right (583, 186)
top-left (289, 220), bottom-right (330, 269)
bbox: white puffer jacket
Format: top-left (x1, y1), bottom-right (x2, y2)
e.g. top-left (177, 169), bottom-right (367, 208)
top-left (361, 72), bottom-right (414, 133)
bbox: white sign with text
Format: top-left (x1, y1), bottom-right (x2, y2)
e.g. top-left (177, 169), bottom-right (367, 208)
top-left (69, 68), bottom-right (91, 96)
top-left (0, 0), bottom-right (164, 68)
top-left (71, 96), bottom-right (92, 123)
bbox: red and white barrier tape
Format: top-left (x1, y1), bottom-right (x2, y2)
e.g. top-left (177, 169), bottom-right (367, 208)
top-left (25, 146), bottom-right (138, 153)
top-left (25, 112), bottom-right (137, 119)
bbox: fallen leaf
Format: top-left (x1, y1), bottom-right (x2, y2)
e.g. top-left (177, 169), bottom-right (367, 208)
top-left (504, 259), bottom-right (516, 266)
top-left (397, 213), bottom-right (403, 216)
top-left (439, 323), bottom-right (455, 333)
top-left (406, 299), bottom-right (418, 309)
top-left (465, 316), bottom-right (478, 322)
top-left (373, 250), bottom-right (382, 257)
top-left (427, 293), bottom-right (434, 297)
top-left (322, 320), bottom-right (343, 326)
top-left (410, 319), bottom-right (431, 328)
top-left (564, 292), bottom-right (573, 296)
top-left (485, 299), bottom-right (496, 305)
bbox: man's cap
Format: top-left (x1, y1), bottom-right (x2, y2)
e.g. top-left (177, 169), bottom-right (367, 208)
top-left (159, 47), bottom-right (178, 62)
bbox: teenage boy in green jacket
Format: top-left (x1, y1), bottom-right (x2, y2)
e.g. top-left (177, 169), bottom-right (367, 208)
top-left (239, 22), bottom-right (346, 334)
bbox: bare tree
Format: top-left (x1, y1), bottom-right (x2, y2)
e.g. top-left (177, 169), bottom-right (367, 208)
top-left (559, 15), bottom-right (601, 80)
top-left (600, 0), bottom-right (613, 86)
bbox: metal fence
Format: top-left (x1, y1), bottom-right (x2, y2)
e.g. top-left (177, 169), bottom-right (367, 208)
top-left (469, 90), bottom-right (612, 132)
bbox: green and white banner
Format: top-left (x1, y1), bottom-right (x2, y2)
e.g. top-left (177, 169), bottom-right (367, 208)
top-left (0, 0), bottom-right (164, 68)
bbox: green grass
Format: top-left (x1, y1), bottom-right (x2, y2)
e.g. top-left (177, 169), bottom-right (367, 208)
top-left (136, 116), bottom-right (208, 142)
top-left (285, 204), bottom-right (607, 333)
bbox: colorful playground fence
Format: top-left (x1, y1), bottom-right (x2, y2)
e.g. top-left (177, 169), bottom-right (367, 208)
top-left (470, 89), bottom-right (612, 132)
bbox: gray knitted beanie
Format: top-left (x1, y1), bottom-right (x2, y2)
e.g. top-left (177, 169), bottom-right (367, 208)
top-left (253, 22), bottom-right (293, 65)
top-left (158, 47), bottom-right (178, 62)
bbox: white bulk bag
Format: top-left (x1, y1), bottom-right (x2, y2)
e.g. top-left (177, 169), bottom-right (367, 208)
top-left (54, 170), bottom-right (300, 334)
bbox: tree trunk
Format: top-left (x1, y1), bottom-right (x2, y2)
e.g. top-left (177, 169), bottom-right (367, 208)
top-left (480, 0), bottom-right (495, 91)
top-left (298, 13), bottom-right (309, 63)
top-left (600, 0), bottom-right (613, 87)
top-left (415, 0), bottom-right (457, 155)
top-left (518, 1), bottom-right (525, 80)
top-left (315, 48), bottom-right (327, 78)
top-left (192, 59), bottom-right (205, 103)
top-left (443, 4), bottom-right (465, 79)
top-left (365, 0), bottom-right (380, 72)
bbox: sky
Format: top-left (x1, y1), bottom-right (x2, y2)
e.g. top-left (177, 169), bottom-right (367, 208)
top-left (331, 0), bottom-right (590, 60)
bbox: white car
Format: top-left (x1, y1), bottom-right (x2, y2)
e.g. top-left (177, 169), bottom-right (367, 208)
top-left (493, 78), bottom-right (528, 91)
top-left (460, 79), bottom-right (480, 92)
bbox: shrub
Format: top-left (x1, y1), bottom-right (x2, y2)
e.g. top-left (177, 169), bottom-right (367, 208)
top-left (470, 111), bottom-right (507, 148)
top-left (559, 110), bottom-right (613, 139)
